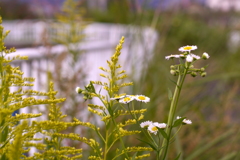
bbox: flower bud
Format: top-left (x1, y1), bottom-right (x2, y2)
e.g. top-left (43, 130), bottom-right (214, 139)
top-left (170, 65), bottom-right (175, 70)
top-left (202, 52), bottom-right (210, 60)
top-left (75, 87), bottom-right (82, 94)
top-left (201, 72), bottom-right (207, 77)
top-left (200, 67), bottom-right (205, 72)
top-left (170, 70), bottom-right (177, 76)
top-left (191, 72), bottom-right (197, 77)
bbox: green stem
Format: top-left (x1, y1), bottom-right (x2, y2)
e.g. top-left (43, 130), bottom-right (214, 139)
top-left (103, 129), bottom-right (108, 160)
top-left (111, 116), bottom-right (130, 159)
top-left (160, 64), bottom-right (189, 159)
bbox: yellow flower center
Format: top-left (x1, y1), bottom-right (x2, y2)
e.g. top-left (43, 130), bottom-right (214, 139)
top-left (124, 97), bottom-right (131, 101)
top-left (152, 126), bottom-right (158, 131)
top-left (138, 96), bottom-right (146, 100)
top-left (183, 46), bottom-right (192, 50)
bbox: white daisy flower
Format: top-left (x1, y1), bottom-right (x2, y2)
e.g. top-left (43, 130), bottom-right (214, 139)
top-left (191, 54), bottom-right (200, 60)
top-left (148, 124), bottom-right (158, 135)
top-left (179, 45), bottom-right (197, 52)
top-left (153, 122), bottom-right (167, 129)
top-left (177, 116), bottom-right (192, 125)
top-left (186, 55), bottom-right (193, 62)
top-left (135, 95), bottom-right (150, 103)
top-left (202, 52), bottom-right (210, 59)
top-left (119, 96), bottom-right (134, 104)
top-left (183, 119), bottom-right (192, 125)
top-left (140, 121), bottom-right (153, 129)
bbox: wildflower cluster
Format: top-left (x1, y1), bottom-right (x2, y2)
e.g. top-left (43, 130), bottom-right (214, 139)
top-left (111, 95), bottom-right (150, 104)
top-left (140, 121), bottom-right (167, 135)
top-left (159, 45), bottom-right (209, 160)
top-left (165, 45), bottom-right (210, 77)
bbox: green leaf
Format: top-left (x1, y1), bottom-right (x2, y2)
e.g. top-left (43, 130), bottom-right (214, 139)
top-left (169, 78), bottom-right (181, 89)
top-left (136, 138), bottom-right (158, 151)
top-left (173, 117), bottom-right (185, 127)
top-left (90, 81), bottom-right (96, 93)
top-left (168, 88), bottom-right (173, 100)
top-left (158, 128), bottom-right (168, 139)
top-left (203, 64), bottom-right (209, 69)
top-left (132, 152), bottom-right (137, 160)
top-left (174, 153), bottom-right (182, 160)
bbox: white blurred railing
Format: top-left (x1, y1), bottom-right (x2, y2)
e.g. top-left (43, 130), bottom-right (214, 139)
top-left (2, 20), bottom-right (157, 47)
top-left (4, 20), bottom-right (158, 95)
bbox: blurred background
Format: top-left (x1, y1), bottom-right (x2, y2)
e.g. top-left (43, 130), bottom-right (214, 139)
top-left (1, 0), bottom-right (240, 159)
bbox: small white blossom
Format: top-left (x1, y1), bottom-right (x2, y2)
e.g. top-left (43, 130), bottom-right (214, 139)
top-left (177, 116), bottom-right (192, 125)
top-left (176, 116), bottom-right (181, 119)
top-left (186, 55), bottom-right (193, 62)
top-left (179, 45), bottom-right (197, 52)
top-left (140, 121), bottom-right (152, 129)
top-left (135, 95), bottom-right (150, 103)
top-left (148, 124), bottom-right (158, 135)
top-left (202, 52), bottom-right (210, 59)
top-left (153, 122), bottom-right (167, 129)
top-left (183, 119), bottom-right (192, 124)
top-left (119, 96), bottom-right (134, 104)
top-left (191, 54), bottom-right (200, 60)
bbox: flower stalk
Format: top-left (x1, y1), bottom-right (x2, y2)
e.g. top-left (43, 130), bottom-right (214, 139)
top-left (160, 63), bottom-right (189, 159)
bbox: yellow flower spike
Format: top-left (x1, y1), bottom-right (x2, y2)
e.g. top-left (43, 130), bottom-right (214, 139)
top-left (138, 114), bottom-right (144, 121)
top-left (100, 73), bottom-right (107, 78)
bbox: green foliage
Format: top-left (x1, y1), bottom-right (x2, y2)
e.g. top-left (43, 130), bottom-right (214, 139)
top-left (0, 16), bottom-right (83, 160)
